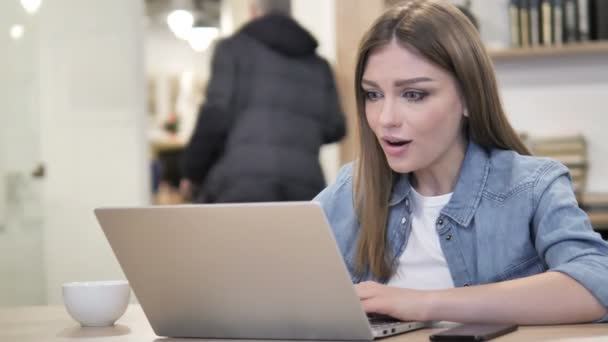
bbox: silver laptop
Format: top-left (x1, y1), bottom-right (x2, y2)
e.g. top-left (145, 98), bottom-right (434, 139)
top-left (95, 202), bottom-right (427, 340)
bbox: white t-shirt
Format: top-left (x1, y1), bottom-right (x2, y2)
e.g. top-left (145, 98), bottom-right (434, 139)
top-left (387, 188), bottom-right (455, 290)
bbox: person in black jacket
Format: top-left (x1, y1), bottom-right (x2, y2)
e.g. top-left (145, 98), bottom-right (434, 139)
top-left (180, 0), bottom-right (346, 203)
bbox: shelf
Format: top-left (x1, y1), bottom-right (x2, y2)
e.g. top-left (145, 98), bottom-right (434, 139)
top-left (488, 41), bottom-right (608, 60)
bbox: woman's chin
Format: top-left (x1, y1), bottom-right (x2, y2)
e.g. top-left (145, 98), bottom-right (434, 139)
top-left (386, 158), bottom-right (416, 174)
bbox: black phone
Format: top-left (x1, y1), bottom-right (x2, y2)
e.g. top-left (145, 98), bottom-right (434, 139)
top-left (429, 324), bottom-right (518, 341)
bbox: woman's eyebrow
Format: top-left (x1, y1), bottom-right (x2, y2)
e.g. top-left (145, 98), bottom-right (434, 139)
top-left (361, 77), bottom-right (434, 87)
top-left (394, 77), bottom-right (434, 87)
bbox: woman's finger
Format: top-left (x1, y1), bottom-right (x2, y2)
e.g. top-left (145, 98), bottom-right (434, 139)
top-left (361, 298), bottom-right (391, 315)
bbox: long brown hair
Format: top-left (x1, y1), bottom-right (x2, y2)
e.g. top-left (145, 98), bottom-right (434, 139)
top-left (353, 0), bottom-right (531, 281)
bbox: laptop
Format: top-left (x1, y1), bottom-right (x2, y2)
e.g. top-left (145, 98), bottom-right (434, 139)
top-left (95, 202), bottom-right (427, 340)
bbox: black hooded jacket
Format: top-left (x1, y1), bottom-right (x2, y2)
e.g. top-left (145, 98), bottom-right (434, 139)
top-left (182, 14), bottom-right (346, 203)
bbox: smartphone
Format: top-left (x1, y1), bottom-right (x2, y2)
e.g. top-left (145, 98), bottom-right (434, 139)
top-left (429, 324), bottom-right (518, 341)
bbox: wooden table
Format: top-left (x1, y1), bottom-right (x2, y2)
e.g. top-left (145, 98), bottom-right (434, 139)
top-left (1, 305), bottom-right (607, 341)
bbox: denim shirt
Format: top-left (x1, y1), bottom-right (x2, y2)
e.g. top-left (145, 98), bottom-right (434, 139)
top-left (314, 141), bottom-right (608, 322)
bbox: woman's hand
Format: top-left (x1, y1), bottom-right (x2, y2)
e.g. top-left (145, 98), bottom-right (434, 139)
top-left (354, 281), bottom-right (434, 322)
top-left (356, 273), bottom-right (607, 324)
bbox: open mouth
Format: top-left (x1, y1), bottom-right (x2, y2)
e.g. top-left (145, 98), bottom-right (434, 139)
top-left (383, 138), bottom-right (412, 147)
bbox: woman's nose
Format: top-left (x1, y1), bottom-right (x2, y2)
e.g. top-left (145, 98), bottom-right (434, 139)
top-left (379, 100), bottom-right (401, 128)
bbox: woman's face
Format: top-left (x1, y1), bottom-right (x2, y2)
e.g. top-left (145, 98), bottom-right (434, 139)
top-left (362, 40), bottom-right (466, 174)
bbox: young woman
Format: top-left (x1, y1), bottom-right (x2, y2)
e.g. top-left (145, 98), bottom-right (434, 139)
top-left (314, 0), bottom-right (608, 324)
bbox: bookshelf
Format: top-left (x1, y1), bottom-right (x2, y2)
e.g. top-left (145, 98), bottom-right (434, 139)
top-left (488, 41), bottom-right (608, 60)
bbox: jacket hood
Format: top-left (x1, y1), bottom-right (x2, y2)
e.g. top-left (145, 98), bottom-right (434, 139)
top-left (240, 14), bottom-right (318, 57)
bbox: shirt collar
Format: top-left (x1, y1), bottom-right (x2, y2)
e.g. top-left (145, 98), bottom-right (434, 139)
top-left (441, 141), bottom-right (490, 227)
top-left (388, 173), bottom-right (411, 206)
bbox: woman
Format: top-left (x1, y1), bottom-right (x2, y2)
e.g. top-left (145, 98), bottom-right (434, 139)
top-left (314, 0), bottom-right (608, 324)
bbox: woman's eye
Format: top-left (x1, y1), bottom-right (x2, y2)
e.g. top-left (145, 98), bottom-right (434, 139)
top-left (402, 91), bottom-right (427, 102)
top-left (364, 91), bottom-right (382, 101)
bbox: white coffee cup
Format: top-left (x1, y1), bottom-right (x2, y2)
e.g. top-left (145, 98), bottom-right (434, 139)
top-left (62, 280), bottom-right (130, 327)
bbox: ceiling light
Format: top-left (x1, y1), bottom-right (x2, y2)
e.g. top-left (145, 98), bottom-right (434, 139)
top-left (167, 9), bottom-right (194, 40)
top-left (20, 0), bottom-right (42, 14)
top-left (188, 26), bottom-right (219, 52)
top-left (10, 25), bottom-right (25, 40)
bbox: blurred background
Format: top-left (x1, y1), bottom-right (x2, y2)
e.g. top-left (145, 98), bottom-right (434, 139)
top-left (1, 0), bottom-right (608, 307)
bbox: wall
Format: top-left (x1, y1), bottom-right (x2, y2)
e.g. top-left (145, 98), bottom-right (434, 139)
top-left (146, 25), bottom-right (211, 76)
top-left (496, 56), bottom-right (608, 192)
top-left (145, 23), bottom-right (213, 140)
top-left (220, 0), bottom-right (250, 35)
top-left (292, 0), bottom-right (337, 64)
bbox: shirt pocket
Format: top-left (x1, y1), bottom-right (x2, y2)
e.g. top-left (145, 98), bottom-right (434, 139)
top-left (496, 255), bottom-right (546, 282)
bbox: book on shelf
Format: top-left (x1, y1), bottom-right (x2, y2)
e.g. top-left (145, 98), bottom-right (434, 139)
top-left (530, 138), bottom-right (586, 154)
top-left (564, 0), bottom-right (578, 42)
top-left (554, 0), bottom-right (564, 45)
top-left (587, 212), bottom-right (608, 230)
top-left (521, 0), bottom-right (531, 46)
top-left (510, 0), bottom-right (522, 46)
top-left (578, 193), bottom-right (608, 230)
top-left (536, 143), bottom-right (585, 153)
top-left (528, 134), bottom-right (587, 192)
top-left (590, 0), bottom-right (608, 40)
top-left (530, 0), bottom-right (541, 46)
top-left (528, 134), bottom-right (586, 145)
top-left (568, 167), bottom-right (585, 179)
top-left (572, 179), bottom-right (585, 193)
top-left (580, 193), bottom-right (608, 210)
top-left (542, 0), bottom-right (554, 44)
top-left (552, 154), bottom-right (587, 167)
top-left (509, 0), bottom-right (608, 48)
top-left (578, 0), bottom-right (590, 41)
top-left (571, 166), bottom-right (587, 194)
top-left (531, 150), bottom-right (587, 165)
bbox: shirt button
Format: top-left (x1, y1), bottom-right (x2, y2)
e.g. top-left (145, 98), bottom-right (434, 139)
top-left (445, 234), bottom-right (452, 241)
top-left (437, 218), bottom-right (444, 226)
top-left (405, 199), bottom-right (410, 207)
top-left (401, 217), bottom-right (407, 224)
